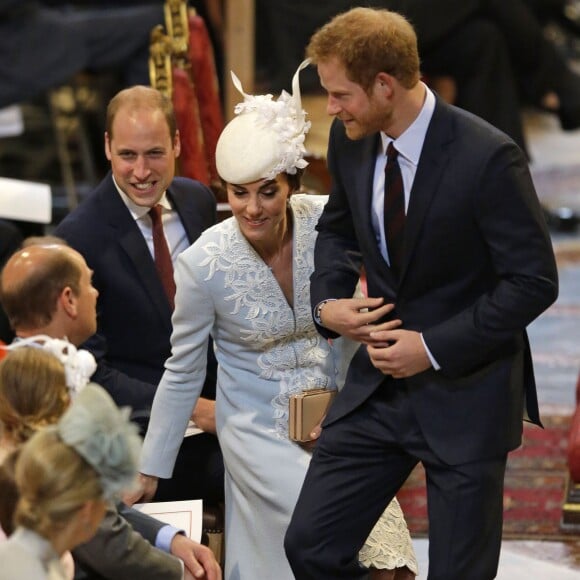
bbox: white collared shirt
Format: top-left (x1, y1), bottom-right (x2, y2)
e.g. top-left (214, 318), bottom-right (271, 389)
top-left (370, 85), bottom-right (439, 369)
top-left (371, 83), bottom-right (436, 264)
top-left (113, 178), bottom-right (189, 263)
top-left (113, 179), bottom-right (205, 434)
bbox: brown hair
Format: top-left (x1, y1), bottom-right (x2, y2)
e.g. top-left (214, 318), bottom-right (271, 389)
top-left (0, 450), bottom-right (20, 535)
top-left (218, 168), bottom-right (304, 198)
top-left (0, 348), bottom-right (69, 445)
top-left (0, 246), bottom-right (82, 330)
top-left (306, 7), bottom-right (420, 92)
top-left (106, 85), bottom-right (177, 141)
top-left (285, 168), bottom-right (304, 194)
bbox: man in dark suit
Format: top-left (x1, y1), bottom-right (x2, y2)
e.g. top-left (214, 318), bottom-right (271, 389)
top-left (55, 85), bottom-right (223, 503)
top-left (0, 242), bottom-right (221, 579)
top-left (284, 8), bottom-right (558, 580)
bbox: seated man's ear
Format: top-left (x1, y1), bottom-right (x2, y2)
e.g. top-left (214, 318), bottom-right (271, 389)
top-left (60, 287), bottom-right (78, 318)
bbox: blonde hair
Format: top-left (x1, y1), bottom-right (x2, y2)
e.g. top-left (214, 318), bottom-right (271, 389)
top-left (0, 348), bottom-right (69, 445)
top-left (306, 7), bottom-right (420, 92)
top-left (14, 428), bottom-right (103, 538)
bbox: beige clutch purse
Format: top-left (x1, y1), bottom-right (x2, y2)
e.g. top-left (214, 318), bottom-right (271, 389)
top-left (288, 388), bottom-right (337, 442)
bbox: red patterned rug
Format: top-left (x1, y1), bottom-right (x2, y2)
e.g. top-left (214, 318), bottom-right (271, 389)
top-left (398, 415), bottom-right (575, 539)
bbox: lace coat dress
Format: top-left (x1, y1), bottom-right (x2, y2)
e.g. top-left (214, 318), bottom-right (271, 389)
top-left (141, 194), bottom-right (418, 579)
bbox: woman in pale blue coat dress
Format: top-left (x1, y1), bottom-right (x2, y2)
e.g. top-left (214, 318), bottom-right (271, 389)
top-left (137, 61), bottom-right (418, 580)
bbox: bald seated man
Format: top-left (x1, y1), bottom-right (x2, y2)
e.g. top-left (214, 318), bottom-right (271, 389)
top-left (0, 241), bottom-right (222, 580)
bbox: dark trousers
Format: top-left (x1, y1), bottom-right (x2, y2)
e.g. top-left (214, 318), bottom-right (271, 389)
top-left (285, 381), bottom-right (507, 580)
top-left (155, 431), bottom-right (225, 505)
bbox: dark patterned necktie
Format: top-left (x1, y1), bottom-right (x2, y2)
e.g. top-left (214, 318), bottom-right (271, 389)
top-left (149, 204), bottom-right (176, 308)
top-left (384, 142), bottom-right (406, 275)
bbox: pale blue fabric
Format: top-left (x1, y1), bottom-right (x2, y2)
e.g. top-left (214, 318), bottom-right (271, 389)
top-left (57, 384), bottom-right (141, 499)
top-left (155, 525), bottom-right (181, 553)
top-left (141, 195), bottom-right (353, 579)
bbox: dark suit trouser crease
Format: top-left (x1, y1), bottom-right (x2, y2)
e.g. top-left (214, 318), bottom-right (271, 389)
top-left (285, 379), bottom-right (507, 580)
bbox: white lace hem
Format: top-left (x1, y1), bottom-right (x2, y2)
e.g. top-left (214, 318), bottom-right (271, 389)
top-left (358, 497), bottom-right (419, 574)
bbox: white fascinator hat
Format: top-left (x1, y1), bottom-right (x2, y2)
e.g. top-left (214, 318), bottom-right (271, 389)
top-left (5, 335), bottom-right (96, 398)
top-left (216, 59), bottom-right (312, 184)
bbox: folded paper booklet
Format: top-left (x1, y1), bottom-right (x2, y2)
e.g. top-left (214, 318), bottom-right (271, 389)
top-left (0, 177), bottom-right (52, 223)
top-left (0, 105), bottom-right (23, 138)
top-left (134, 499), bottom-right (203, 541)
top-left (289, 388), bottom-right (337, 442)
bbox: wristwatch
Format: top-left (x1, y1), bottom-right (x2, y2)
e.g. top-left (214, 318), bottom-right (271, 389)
top-left (313, 299), bottom-right (337, 326)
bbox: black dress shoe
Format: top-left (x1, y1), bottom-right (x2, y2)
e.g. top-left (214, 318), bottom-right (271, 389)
top-left (553, 206), bottom-right (579, 231)
top-left (543, 205), bottom-right (579, 231)
top-left (557, 103), bottom-right (580, 130)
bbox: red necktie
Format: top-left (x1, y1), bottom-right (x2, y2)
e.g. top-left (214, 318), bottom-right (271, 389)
top-left (149, 204), bottom-right (176, 308)
top-left (384, 142), bottom-right (406, 275)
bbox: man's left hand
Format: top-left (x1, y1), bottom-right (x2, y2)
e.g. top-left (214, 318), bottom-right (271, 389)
top-left (367, 329), bottom-right (431, 378)
top-left (171, 534), bottom-right (222, 580)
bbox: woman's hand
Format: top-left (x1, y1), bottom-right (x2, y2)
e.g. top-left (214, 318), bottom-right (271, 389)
top-left (191, 398), bottom-right (217, 434)
top-left (122, 473), bottom-right (158, 505)
top-left (297, 419), bottom-right (324, 452)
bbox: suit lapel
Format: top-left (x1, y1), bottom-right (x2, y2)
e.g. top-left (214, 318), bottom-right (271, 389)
top-left (169, 183), bottom-right (204, 244)
top-left (100, 178), bottom-right (173, 327)
top-left (351, 134), bottom-right (399, 285)
top-left (353, 135), bottom-right (377, 221)
top-left (399, 99), bottom-right (454, 282)
top-left (118, 227), bottom-right (172, 327)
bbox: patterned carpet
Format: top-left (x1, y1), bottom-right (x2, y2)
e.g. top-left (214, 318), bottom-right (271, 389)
top-left (398, 415), bottom-right (573, 539)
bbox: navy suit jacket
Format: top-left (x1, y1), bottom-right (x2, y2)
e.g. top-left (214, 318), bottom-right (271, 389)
top-left (311, 98), bottom-right (558, 465)
top-left (0, 219), bottom-right (22, 343)
top-left (55, 174), bottom-right (217, 417)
